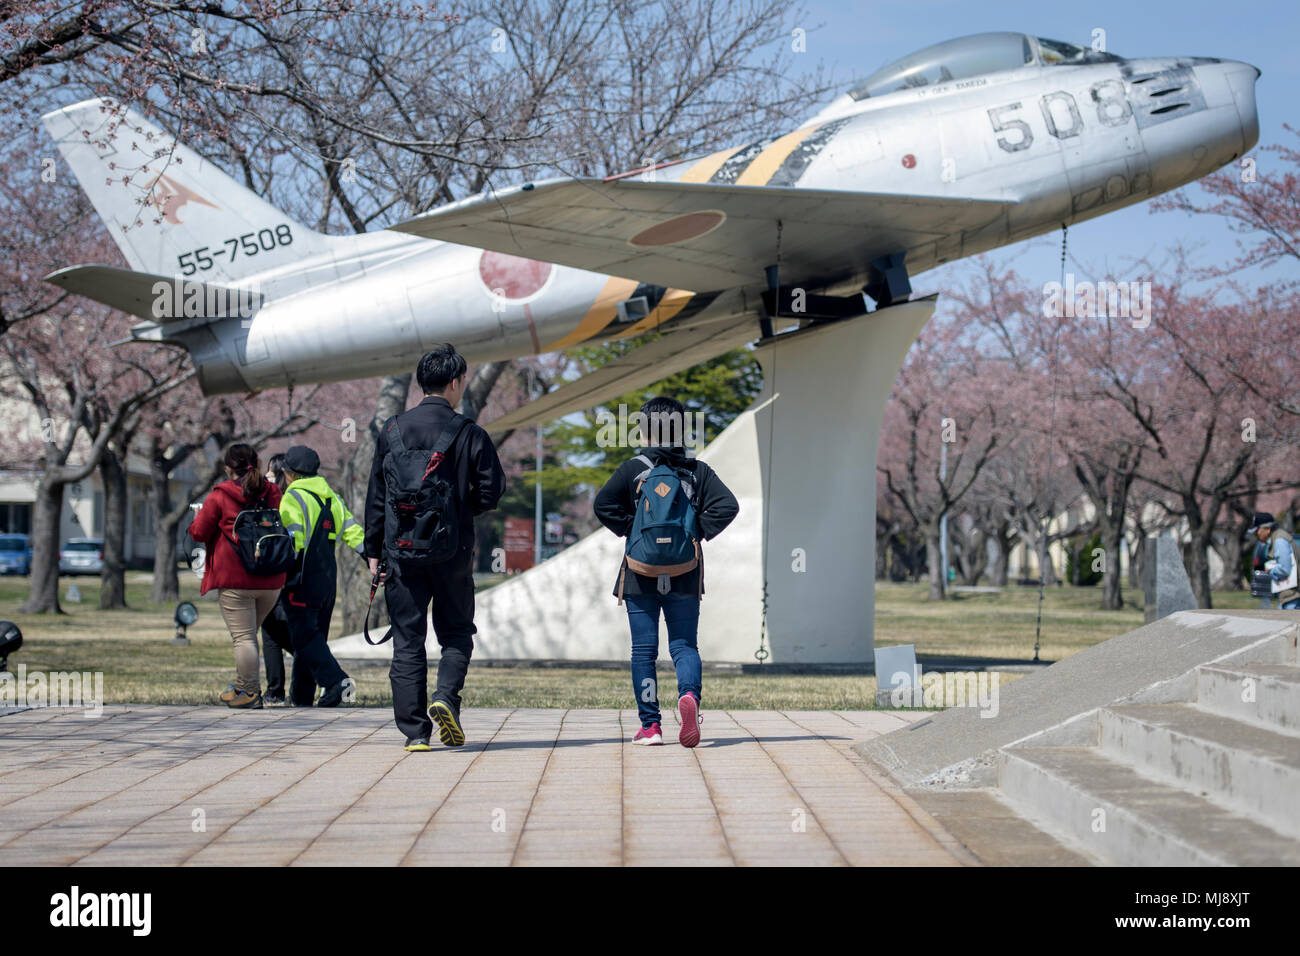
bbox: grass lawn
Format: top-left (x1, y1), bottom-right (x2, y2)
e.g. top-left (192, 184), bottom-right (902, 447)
top-left (876, 580), bottom-right (1257, 662)
top-left (0, 571), bottom-right (1262, 710)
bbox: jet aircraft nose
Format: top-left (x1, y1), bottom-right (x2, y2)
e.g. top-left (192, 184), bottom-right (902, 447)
top-left (1137, 57), bottom-right (1261, 196)
top-left (1223, 60), bottom-right (1261, 153)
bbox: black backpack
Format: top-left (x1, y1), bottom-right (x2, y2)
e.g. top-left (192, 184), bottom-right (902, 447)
top-left (284, 487), bottom-right (336, 607)
top-left (382, 413), bottom-right (468, 564)
top-left (225, 493), bottom-right (297, 577)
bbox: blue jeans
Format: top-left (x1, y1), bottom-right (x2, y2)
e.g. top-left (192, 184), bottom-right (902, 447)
top-left (625, 592), bottom-right (702, 728)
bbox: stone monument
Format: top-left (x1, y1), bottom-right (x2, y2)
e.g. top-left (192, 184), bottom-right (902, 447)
top-left (1142, 532), bottom-right (1197, 623)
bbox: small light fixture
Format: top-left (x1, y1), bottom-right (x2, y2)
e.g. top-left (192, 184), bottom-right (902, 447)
top-left (173, 602), bottom-right (198, 645)
top-left (0, 620), bottom-right (21, 672)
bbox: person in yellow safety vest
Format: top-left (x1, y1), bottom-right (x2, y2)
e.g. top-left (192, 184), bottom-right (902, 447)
top-left (278, 444), bottom-right (365, 707)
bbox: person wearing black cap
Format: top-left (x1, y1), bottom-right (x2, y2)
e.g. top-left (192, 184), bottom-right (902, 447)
top-left (260, 453), bottom-right (313, 706)
top-left (1248, 512), bottom-right (1299, 610)
top-left (364, 344), bottom-right (505, 752)
top-left (279, 445), bottom-right (366, 706)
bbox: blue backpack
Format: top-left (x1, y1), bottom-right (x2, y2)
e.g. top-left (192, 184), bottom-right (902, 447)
top-left (621, 454), bottom-right (700, 600)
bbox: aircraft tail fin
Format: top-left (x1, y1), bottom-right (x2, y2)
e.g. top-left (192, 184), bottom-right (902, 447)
top-left (42, 98), bottom-right (331, 281)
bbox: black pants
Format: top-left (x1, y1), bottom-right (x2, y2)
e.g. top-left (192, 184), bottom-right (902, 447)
top-left (386, 543), bottom-right (476, 741)
top-left (262, 597), bottom-right (316, 705)
top-left (284, 589), bottom-right (348, 694)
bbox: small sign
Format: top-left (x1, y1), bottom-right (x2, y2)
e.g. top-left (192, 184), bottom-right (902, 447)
top-left (503, 517), bottom-right (535, 572)
top-left (874, 644), bottom-right (918, 708)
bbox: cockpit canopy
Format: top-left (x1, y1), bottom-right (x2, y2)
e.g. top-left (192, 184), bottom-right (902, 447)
top-left (848, 32), bottom-right (1123, 101)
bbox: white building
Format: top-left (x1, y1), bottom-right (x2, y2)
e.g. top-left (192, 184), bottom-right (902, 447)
top-left (0, 446), bottom-right (197, 568)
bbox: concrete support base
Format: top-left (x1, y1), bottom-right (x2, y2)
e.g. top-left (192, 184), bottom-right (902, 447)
top-left (750, 298), bottom-right (935, 661)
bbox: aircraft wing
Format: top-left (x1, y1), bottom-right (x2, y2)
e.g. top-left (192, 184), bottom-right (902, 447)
top-left (391, 178), bottom-right (1012, 291)
top-left (481, 312), bottom-right (758, 433)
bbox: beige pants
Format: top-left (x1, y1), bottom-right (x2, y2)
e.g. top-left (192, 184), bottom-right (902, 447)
top-left (217, 588), bottom-right (281, 694)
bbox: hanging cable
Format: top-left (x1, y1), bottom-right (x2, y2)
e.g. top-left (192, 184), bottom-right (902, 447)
top-left (1033, 225), bottom-right (1067, 661)
top-left (757, 369), bottom-right (775, 664)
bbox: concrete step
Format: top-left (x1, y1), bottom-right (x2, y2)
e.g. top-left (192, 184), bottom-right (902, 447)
top-left (999, 745), bottom-right (1300, 866)
top-left (1197, 663), bottom-right (1300, 737)
top-left (1099, 703), bottom-right (1300, 839)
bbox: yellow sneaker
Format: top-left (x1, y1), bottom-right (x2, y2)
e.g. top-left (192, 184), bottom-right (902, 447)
top-left (429, 699), bottom-right (465, 747)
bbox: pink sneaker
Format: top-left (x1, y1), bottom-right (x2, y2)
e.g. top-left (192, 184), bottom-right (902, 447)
top-left (633, 722), bottom-right (663, 746)
top-left (678, 693), bottom-right (701, 748)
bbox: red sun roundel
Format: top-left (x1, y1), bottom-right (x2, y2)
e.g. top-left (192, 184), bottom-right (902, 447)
top-left (629, 210), bottom-right (726, 247)
top-left (478, 251), bottom-right (553, 302)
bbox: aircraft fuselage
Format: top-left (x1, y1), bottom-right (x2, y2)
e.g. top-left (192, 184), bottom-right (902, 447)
top-left (44, 41), bottom-right (1259, 397)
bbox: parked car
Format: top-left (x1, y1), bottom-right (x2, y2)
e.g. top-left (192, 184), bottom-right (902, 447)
top-left (0, 534), bottom-right (31, 575)
top-left (59, 538), bottom-right (104, 576)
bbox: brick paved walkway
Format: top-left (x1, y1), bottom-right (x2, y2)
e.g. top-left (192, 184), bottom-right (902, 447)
top-left (0, 706), bottom-right (974, 866)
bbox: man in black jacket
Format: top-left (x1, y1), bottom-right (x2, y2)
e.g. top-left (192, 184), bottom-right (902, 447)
top-left (594, 396), bottom-right (738, 748)
top-left (365, 344), bottom-right (506, 751)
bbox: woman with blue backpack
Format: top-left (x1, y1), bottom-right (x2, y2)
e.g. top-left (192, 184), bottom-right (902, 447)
top-left (188, 444), bottom-right (295, 709)
top-left (594, 396), bottom-right (739, 747)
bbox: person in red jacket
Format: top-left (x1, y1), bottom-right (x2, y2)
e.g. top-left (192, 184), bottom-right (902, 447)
top-left (188, 444), bottom-right (286, 709)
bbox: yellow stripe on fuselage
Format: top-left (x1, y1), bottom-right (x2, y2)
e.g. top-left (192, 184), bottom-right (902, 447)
top-left (545, 275), bottom-right (641, 350)
top-left (735, 124), bottom-right (823, 186)
top-left (548, 128), bottom-right (820, 350)
top-left (678, 145), bottom-right (744, 183)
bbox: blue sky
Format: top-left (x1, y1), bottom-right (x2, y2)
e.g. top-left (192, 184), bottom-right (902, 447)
top-left (792, 0), bottom-right (1298, 292)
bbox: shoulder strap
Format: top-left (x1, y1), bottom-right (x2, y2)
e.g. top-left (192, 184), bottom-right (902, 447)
top-left (633, 454), bottom-right (655, 491)
top-left (433, 413), bottom-right (469, 456)
top-left (415, 414), bottom-right (470, 483)
top-left (221, 489), bottom-right (264, 549)
top-left (387, 413), bottom-right (467, 459)
top-left (288, 488), bottom-right (314, 515)
top-left (385, 416), bottom-right (407, 456)
top-left (676, 459), bottom-right (706, 504)
top-left (289, 488), bottom-right (329, 546)
top-left (298, 488), bottom-right (327, 513)
top-left (633, 455), bottom-right (695, 502)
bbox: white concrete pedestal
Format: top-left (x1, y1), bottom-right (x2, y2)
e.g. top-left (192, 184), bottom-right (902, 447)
top-left (332, 298), bottom-right (936, 663)
top-left (751, 298), bottom-right (936, 661)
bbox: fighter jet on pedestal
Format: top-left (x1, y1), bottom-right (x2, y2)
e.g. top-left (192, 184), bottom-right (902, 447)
top-left (43, 32), bottom-right (1259, 431)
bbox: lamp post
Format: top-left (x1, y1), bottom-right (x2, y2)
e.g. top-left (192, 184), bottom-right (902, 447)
top-left (535, 420), bottom-right (543, 568)
top-left (528, 366), bottom-right (543, 568)
top-left (939, 432), bottom-right (949, 589)
top-left (173, 601), bottom-right (198, 645)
